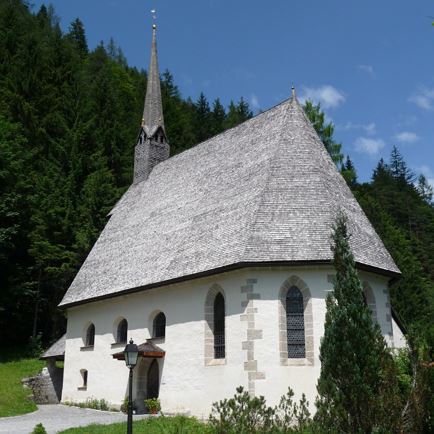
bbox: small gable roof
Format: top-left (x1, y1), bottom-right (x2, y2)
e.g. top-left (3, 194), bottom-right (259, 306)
top-left (60, 97), bottom-right (400, 307)
top-left (41, 334), bottom-right (66, 360)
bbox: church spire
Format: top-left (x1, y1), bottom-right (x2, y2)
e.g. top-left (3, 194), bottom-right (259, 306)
top-left (133, 23), bottom-right (170, 184)
top-left (142, 24), bottom-right (165, 134)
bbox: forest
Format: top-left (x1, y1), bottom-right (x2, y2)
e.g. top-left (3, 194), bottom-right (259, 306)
top-left (0, 0), bottom-right (433, 418)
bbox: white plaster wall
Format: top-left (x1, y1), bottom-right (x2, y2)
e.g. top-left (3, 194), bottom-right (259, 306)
top-left (392, 317), bottom-right (407, 349)
top-left (62, 266), bottom-right (396, 417)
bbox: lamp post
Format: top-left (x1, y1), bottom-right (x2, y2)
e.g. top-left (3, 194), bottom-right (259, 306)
top-left (123, 339), bottom-right (139, 434)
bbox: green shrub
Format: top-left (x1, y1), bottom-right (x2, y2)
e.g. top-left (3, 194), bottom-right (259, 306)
top-left (31, 423), bottom-right (47, 434)
top-left (209, 386), bottom-right (312, 434)
top-left (144, 398), bottom-right (161, 414)
top-left (64, 398), bottom-right (111, 411)
top-left (120, 396), bottom-right (136, 413)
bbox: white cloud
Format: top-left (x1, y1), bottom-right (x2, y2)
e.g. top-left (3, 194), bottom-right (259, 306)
top-left (394, 131), bottom-right (420, 144)
top-left (338, 122), bottom-right (376, 135)
top-left (300, 85), bottom-right (346, 109)
top-left (250, 93), bottom-right (260, 110)
top-left (358, 64), bottom-right (375, 78)
top-left (408, 87), bottom-right (434, 110)
top-left (354, 137), bottom-right (386, 155)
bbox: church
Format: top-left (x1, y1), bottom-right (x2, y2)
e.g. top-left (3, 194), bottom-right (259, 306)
top-left (57, 25), bottom-right (404, 417)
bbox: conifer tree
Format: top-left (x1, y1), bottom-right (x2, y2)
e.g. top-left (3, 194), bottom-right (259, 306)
top-left (211, 98), bottom-right (226, 136)
top-left (303, 100), bottom-right (343, 166)
top-left (315, 212), bottom-right (402, 433)
top-left (68, 18), bottom-right (88, 56)
top-left (341, 155), bottom-right (357, 188)
top-left (194, 92), bottom-right (211, 142)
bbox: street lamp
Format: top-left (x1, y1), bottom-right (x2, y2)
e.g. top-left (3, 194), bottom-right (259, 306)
top-left (123, 339), bottom-right (139, 434)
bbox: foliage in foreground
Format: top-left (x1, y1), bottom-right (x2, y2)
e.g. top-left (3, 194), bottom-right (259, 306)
top-left (58, 415), bottom-right (213, 434)
top-left (315, 213), bottom-right (403, 433)
top-left (209, 386), bottom-right (312, 434)
top-left (31, 423), bottom-right (47, 434)
top-left (0, 354), bottom-right (45, 417)
top-left (63, 397), bottom-right (111, 411)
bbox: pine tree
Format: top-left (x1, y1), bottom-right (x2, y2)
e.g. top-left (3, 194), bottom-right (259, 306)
top-left (341, 155), bottom-right (357, 188)
top-left (211, 98), bottom-right (226, 136)
top-left (416, 174), bottom-right (433, 204)
top-left (389, 145), bottom-right (414, 185)
top-left (303, 100), bottom-right (343, 166)
top-left (315, 212), bottom-right (402, 433)
top-left (194, 92), bottom-right (212, 143)
top-left (68, 18), bottom-right (88, 56)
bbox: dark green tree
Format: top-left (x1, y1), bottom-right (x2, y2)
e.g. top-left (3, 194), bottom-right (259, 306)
top-left (416, 174), bottom-right (433, 204)
top-left (194, 92), bottom-right (211, 143)
top-left (67, 18), bottom-right (88, 56)
top-left (211, 98), bottom-right (226, 136)
top-left (341, 155), bottom-right (357, 188)
top-left (315, 212), bottom-right (402, 433)
top-left (303, 100), bottom-right (343, 166)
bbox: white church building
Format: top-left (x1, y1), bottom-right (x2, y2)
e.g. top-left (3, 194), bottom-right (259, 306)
top-left (58, 25), bottom-right (403, 417)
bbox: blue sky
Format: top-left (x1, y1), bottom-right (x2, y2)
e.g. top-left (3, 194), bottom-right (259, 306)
top-left (32, 0), bottom-right (434, 185)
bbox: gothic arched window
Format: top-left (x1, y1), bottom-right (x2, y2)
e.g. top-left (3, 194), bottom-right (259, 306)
top-left (213, 293), bottom-right (225, 359)
top-left (85, 323), bottom-right (95, 347)
top-left (116, 319), bottom-right (128, 344)
top-left (286, 286), bottom-right (305, 358)
top-left (153, 312), bottom-right (166, 338)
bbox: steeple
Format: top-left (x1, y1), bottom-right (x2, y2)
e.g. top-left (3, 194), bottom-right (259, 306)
top-left (142, 24), bottom-right (165, 135)
top-left (134, 24), bottom-right (169, 184)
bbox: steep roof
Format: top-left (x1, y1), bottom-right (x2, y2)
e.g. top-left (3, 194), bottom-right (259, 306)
top-left (60, 96), bottom-right (400, 307)
top-left (141, 25), bottom-right (165, 138)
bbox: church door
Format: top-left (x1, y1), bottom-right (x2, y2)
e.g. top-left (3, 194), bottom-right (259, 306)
top-left (146, 359), bottom-right (159, 399)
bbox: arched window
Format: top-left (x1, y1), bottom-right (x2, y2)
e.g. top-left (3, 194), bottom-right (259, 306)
top-left (116, 319), bottom-right (128, 344)
top-left (153, 312), bottom-right (166, 338)
top-left (85, 323), bottom-right (95, 347)
top-left (80, 369), bottom-right (88, 389)
top-left (213, 293), bottom-right (225, 359)
top-left (286, 286), bottom-right (305, 358)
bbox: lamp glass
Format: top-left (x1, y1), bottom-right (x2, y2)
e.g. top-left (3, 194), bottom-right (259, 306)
top-left (123, 339), bottom-right (139, 367)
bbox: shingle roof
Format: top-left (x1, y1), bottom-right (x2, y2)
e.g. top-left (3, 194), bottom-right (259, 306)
top-left (142, 25), bottom-right (164, 137)
top-left (112, 340), bottom-right (165, 360)
top-left (60, 96), bottom-right (400, 307)
top-left (41, 334), bottom-right (65, 360)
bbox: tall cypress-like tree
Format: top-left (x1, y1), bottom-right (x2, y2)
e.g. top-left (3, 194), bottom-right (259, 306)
top-left (315, 212), bottom-right (402, 433)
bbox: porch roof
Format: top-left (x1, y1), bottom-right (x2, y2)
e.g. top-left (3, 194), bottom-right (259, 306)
top-left (112, 340), bottom-right (165, 360)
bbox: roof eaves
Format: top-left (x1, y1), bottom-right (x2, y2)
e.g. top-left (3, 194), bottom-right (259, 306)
top-left (59, 259), bottom-right (400, 309)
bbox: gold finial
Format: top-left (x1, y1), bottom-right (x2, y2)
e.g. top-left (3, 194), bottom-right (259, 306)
top-left (291, 85), bottom-right (296, 98)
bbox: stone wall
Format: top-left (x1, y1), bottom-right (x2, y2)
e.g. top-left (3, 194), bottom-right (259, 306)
top-left (22, 360), bottom-right (63, 404)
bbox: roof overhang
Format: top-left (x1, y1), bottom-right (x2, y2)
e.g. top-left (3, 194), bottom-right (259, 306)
top-left (60, 260), bottom-right (401, 309)
top-left (112, 340), bottom-right (165, 360)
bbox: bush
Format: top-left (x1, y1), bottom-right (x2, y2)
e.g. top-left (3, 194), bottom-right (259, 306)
top-left (209, 386), bottom-right (312, 434)
top-left (31, 423), bottom-right (47, 434)
top-left (64, 397), bottom-right (110, 411)
top-left (120, 396), bottom-right (137, 413)
top-left (144, 397), bottom-right (161, 414)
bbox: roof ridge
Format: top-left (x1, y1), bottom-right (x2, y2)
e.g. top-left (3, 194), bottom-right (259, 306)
top-left (149, 97), bottom-right (293, 172)
top-left (241, 103), bottom-right (292, 259)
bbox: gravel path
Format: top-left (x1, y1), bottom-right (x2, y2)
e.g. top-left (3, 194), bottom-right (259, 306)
top-left (0, 404), bottom-right (148, 434)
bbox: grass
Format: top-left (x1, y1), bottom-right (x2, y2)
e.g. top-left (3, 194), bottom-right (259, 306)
top-left (58, 415), bottom-right (212, 434)
top-left (0, 350), bottom-right (45, 417)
